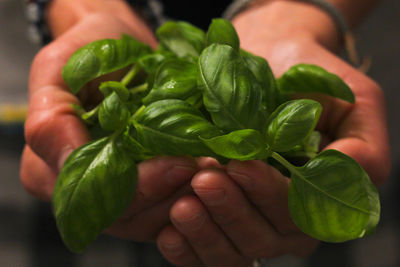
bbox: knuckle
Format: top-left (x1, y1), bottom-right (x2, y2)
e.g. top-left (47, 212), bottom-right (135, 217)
top-left (24, 109), bottom-right (55, 150)
top-left (31, 43), bottom-right (63, 73)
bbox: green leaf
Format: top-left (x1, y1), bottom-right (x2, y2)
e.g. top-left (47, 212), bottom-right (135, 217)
top-left (133, 99), bottom-right (222, 156)
top-left (241, 50), bottom-right (278, 113)
top-left (52, 136), bottom-right (138, 253)
top-left (99, 81), bottom-right (130, 101)
top-left (142, 59), bottom-right (199, 104)
top-left (266, 99), bottom-right (322, 152)
top-left (138, 53), bottom-right (168, 74)
top-left (198, 44), bottom-right (266, 132)
top-left (288, 150), bottom-right (380, 242)
top-left (121, 125), bottom-right (153, 161)
top-left (205, 18), bottom-right (240, 52)
top-left (98, 92), bottom-right (131, 131)
top-left (200, 129), bottom-right (269, 161)
top-left (156, 21), bottom-right (205, 58)
top-left (277, 64), bottom-right (355, 103)
top-left (62, 34), bottom-right (152, 94)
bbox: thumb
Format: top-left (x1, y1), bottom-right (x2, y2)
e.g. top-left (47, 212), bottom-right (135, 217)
top-left (25, 14), bottom-right (143, 171)
top-left (25, 85), bottom-right (90, 172)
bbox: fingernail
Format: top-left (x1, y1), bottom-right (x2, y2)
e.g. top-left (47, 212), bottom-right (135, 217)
top-left (164, 165), bottom-right (197, 185)
top-left (194, 188), bottom-right (226, 206)
top-left (57, 146), bottom-right (74, 172)
top-left (228, 171), bottom-right (254, 191)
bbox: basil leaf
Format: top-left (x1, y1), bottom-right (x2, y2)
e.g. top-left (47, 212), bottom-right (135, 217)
top-left (142, 59), bottom-right (198, 104)
top-left (156, 21), bottom-right (205, 58)
top-left (88, 123), bottom-right (112, 140)
top-left (277, 64), bottom-right (355, 103)
top-left (241, 50), bottom-right (278, 113)
top-left (63, 34), bottom-right (152, 94)
top-left (133, 99), bottom-right (222, 156)
top-left (281, 131), bottom-right (321, 159)
top-left (205, 18), bottom-right (240, 52)
top-left (98, 92), bottom-right (131, 131)
top-left (200, 129), bottom-right (269, 161)
top-left (185, 92), bottom-right (203, 108)
top-left (266, 99), bottom-right (322, 152)
top-left (53, 136), bottom-right (138, 253)
top-left (198, 44), bottom-right (266, 132)
top-left (288, 150), bottom-right (380, 242)
top-left (138, 53), bottom-right (168, 74)
top-left (122, 125), bottom-right (153, 161)
top-left (99, 81), bottom-right (130, 101)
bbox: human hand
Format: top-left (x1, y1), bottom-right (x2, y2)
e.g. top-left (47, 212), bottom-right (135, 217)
top-left (21, 8), bottom-right (198, 243)
top-left (156, 2), bottom-right (390, 266)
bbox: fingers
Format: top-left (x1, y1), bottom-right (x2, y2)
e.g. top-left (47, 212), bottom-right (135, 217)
top-left (226, 160), bottom-right (297, 234)
top-left (190, 168), bottom-right (318, 258)
top-left (105, 156), bottom-right (198, 241)
top-left (20, 145), bottom-right (57, 201)
top-left (25, 85), bottom-right (90, 173)
top-left (169, 195), bottom-right (251, 267)
top-left (121, 156), bottom-right (198, 217)
top-left (157, 225), bottom-right (201, 267)
top-left (106, 183), bottom-right (194, 242)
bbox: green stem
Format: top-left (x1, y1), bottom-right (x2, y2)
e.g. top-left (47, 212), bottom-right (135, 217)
top-left (129, 83), bottom-right (148, 95)
top-left (121, 64), bottom-right (141, 86)
top-left (81, 105), bottom-right (100, 124)
top-left (271, 151), bottom-right (297, 174)
top-left (131, 105), bottom-right (146, 120)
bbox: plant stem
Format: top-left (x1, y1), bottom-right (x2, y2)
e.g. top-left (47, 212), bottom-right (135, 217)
top-left (81, 105), bottom-right (100, 124)
top-left (121, 64), bottom-right (141, 86)
top-left (131, 105), bottom-right (146, 120)
top-left (129, 83), bottom-right (148, 95)
top-left (271, 151), bottom-right (297, 174)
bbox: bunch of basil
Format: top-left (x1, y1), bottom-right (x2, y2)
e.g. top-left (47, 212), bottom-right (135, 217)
top-left (54, 18), bottom-right (380, 253)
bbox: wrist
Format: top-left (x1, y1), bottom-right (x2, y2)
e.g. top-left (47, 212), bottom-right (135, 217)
top-left (232, 1), bottom-right (341, 52)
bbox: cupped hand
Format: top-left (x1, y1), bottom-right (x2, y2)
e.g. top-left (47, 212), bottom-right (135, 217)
top-left (156, 2), bottom-right (390, 266)
top-left (20, 13), bottom-right (198, 242)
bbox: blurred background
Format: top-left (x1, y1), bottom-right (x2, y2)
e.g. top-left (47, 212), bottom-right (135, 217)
top-left (0, 0), bottom-right (399, 266)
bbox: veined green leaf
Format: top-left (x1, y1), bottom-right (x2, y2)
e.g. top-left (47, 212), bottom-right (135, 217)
top-left (98, 92), bottom-right (130, 131)
top-left (288, 150), bottom-right (380, 242)
top-left (200, 129), bottom-right (269, 161)
top-left (266, 99), bottom-right (322, 152)
top-left (198, 44), bottom-right (266, 132)
top-left (52, 136), bottom-right (138, 253)
top-left (133, 99), bottom-right (222, 156)
top-left (156, 21), bottom-right (205, 58)
top-left (241, 50), bottom-right (278, 113)
top-left (281, 131), bottom-right (321, 159)
top-left (142, 59), bottom-right (198, 104)
top-left (205, 18), bottom-right (240, 52)
top-left (277, 64), bottom-right (355, 103)
top-left (62, 34), bottom-right (151, 94)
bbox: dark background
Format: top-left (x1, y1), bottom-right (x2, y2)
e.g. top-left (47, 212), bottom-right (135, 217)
top-left (0, 0), bottom-right (399, 266)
